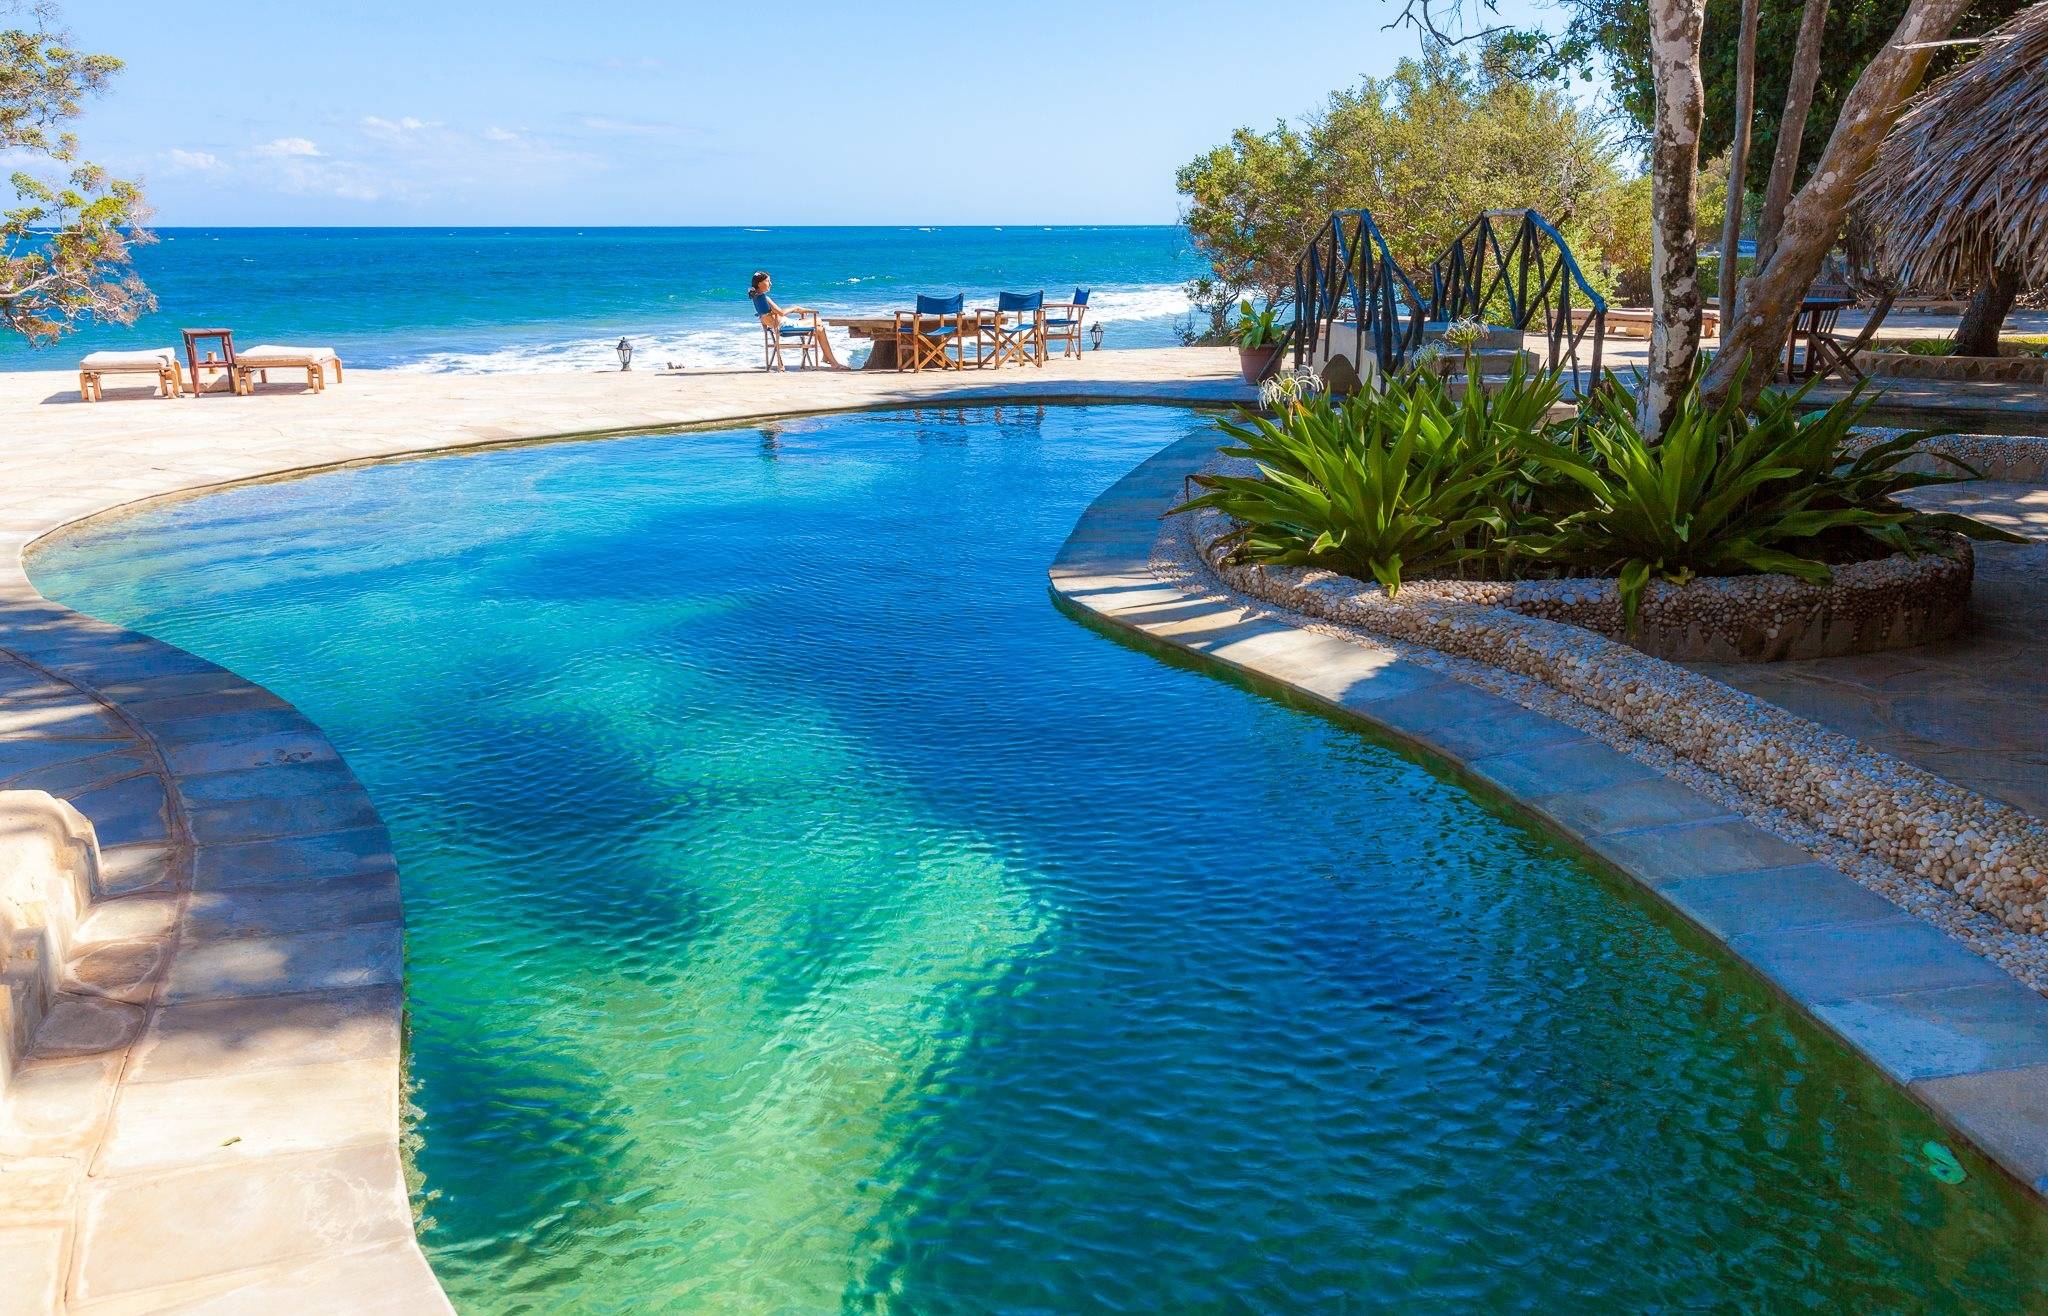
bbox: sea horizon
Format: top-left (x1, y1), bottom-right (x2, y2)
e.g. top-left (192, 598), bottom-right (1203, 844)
top-left (3, 224), bottom-right (1205, 374)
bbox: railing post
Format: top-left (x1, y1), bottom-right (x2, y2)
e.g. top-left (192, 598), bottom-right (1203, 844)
top-left (1516, 213), bottom-right (1533, 334)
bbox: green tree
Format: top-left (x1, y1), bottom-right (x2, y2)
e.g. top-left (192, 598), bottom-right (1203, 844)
top-left (2, 2), bottom-right (151, 344)
top-left (1553, 0), bottom-right (2027, 199)
top-left (1176, 47), bottom-right (1640, 340)
top-left (1174, 122), bottom-right (1320, 340)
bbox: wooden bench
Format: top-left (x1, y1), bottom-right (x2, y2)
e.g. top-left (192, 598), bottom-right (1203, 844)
top-left (1573, 306), bottom-right (1720, 340)
top-left (77, 349), bottom-right (183, 402)
top-left (232, 345), bottom-right (344, 394)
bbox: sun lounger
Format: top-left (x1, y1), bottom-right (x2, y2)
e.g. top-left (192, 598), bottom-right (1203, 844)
top-left (77, 349), bottom-right (183, 402)
top-left (232, 344), bottom-right (344, 394)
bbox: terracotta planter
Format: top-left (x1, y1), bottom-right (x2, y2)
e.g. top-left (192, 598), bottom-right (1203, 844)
top-left (1238, 344), bottom-right (1284, 384)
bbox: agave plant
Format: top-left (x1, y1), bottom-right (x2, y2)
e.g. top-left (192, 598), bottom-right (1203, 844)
top-left (1170, 360), bottom-right (1569, 594)
top-left (1518, 364), bottom-right (2023, 626)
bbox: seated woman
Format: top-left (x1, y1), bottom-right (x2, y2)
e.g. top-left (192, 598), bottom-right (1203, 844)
top-left (748, 271), bottom-right (847, 370)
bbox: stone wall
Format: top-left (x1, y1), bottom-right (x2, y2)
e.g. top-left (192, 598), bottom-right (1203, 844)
top-left (1856, 351), bottom-right (2048, 385)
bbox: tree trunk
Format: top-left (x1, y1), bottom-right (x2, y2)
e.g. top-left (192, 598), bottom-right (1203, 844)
top-left (1955, 260), bottom-right (2022, 356)
top-left (1701, 0), bottom-right (1976, 411)
top-left (1639, 0), bottom-right (1710, 437)
top-left (1719, 0), bottom-right (1761, 319)
top-left (1756, 0), bottom-right (1830, 266)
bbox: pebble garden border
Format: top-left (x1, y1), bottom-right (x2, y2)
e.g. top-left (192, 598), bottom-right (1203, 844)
top-left (1362, 539), bottom-right (1971, 661)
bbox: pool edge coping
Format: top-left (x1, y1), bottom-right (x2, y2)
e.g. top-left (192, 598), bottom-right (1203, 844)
top-left (1049, 430), bottom-right (2048, 1207)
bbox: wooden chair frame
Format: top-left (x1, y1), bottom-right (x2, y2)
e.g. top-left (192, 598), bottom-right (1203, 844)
top-left (1782, 300), bottom-right (1864, 384)
top-left (762, 310), bottom-right (823, 371)
top-left (978, 295), bottom-right (1047, 368)
top-left (893, 308), bottom-right (964, 371)
top-left (1041, 289), bottom-right (1090, 359)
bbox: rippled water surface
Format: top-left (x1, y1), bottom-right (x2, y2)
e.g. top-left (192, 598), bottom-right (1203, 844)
top-left (33, 405), bottom-right (2048, 1313)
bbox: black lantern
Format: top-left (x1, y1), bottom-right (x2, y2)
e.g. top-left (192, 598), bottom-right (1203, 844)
top-left (616, 337), bottom-right (634, 371)
top-left (1089, 323), bottom-right (1105, 352)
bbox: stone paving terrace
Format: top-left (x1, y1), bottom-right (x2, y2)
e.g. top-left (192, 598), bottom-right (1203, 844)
top-left (1693, 500), bottom-right (2048, 821)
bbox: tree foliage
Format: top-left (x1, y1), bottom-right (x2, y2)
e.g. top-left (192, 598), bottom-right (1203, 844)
top-left (1177, 47), bottom-right (1641, 337)
top-left (1, 2), bottom-right (151, 344)
top-left (1552, 0), bottom-right (2029, 195)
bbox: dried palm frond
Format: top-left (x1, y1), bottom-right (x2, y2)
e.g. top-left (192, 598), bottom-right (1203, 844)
top-left (1857, 2), bottom-right (2048, 292)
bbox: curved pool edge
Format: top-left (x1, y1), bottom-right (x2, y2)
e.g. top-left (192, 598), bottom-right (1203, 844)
top-left (1050, 432), bottom-right (2048, 1206)
top-left (0, 374), bottom-right (1252, 1311)
top-left (0, 602), bottom-right (444, 1308)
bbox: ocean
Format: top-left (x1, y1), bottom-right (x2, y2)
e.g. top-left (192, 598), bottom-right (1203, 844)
top-left (0, 226), bottom-right (1205, 373)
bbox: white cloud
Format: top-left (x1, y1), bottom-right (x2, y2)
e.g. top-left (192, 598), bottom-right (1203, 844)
top-left (276, 158), bottom-right (387, 201)
top-left (240, 136), bottom-right (386, 200)
top-left (253, 136), bottom-right (323, 158)
top-left (164, 148), bottom-right (226, 173)
top-left (193, 116), bottom-right (608, 210)
top-left (361, 115), bottom-right (434, 139)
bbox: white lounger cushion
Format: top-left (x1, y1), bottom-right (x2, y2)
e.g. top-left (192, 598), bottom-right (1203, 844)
top-left (80, 349), bottom-right (176, 369)
top-left (238, 344), bottom-right (339, 364)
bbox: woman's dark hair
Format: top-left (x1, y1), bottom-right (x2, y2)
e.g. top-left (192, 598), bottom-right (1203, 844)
top-left (749, 270), bottom-right (770, 293)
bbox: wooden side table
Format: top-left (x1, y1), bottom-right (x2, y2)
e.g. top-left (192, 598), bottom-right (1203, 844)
top-left (182, 328), bottom-right (238, 397)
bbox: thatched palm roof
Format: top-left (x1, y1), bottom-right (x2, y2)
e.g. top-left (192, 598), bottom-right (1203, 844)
top-left (1858, 2), bottom-right (2048, 292)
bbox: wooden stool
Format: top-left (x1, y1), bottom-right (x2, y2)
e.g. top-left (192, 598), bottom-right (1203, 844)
top-left (182, 327), bottom-right (239, 396)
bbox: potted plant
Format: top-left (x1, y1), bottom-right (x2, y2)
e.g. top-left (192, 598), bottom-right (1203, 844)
top-left (1234, 299), bottom-right (1285, 383)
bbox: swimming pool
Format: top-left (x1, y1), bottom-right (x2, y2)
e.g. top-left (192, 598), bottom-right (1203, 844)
top-left (31, 404), bottom-right (2048, 1312)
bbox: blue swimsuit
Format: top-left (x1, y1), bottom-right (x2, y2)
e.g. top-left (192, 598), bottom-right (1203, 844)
top-left (754, 291), bottom-right (813, 338)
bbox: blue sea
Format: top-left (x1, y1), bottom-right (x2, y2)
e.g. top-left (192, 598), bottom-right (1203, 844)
top-left (0, 226), bottom-right (1204, 373)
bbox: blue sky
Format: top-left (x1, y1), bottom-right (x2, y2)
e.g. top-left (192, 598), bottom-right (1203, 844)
top-left (57, 0), bottom-right (1560, 226)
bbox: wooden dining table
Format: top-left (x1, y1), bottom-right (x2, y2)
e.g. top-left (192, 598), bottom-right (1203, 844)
top-left (824, 314), bottom-right (993, 371)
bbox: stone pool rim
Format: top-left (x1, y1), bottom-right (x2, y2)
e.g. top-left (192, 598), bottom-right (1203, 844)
top-left (3, 379), bottom-right (2042, 1309)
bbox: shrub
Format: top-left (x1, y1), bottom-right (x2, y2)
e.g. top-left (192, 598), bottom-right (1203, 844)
top-left (1518, 367), bottom-right (2023, 625)
top-left (1173, 360), bottom-right (2022, 631)
top-left (1169, 362), bottom-right (1568, 593)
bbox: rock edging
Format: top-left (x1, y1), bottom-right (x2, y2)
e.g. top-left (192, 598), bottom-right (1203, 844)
top-left (0, 609), bottom-right (446, 1312)
top-left (1380, 538), bottom-right (1971, 661)
top-left (1858, 350), bottom-right (2048, 386)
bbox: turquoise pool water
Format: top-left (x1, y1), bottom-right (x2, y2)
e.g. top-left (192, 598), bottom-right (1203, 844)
top-left (32, 405), bottom-right (2048, 1312)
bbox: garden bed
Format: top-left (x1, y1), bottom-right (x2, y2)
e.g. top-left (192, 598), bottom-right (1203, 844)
top-left (1395, 537), bottom-right (1972, 660)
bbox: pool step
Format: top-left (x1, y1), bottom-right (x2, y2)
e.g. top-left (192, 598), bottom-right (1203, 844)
top-left (0, 791), bottom-right (100, 1105)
